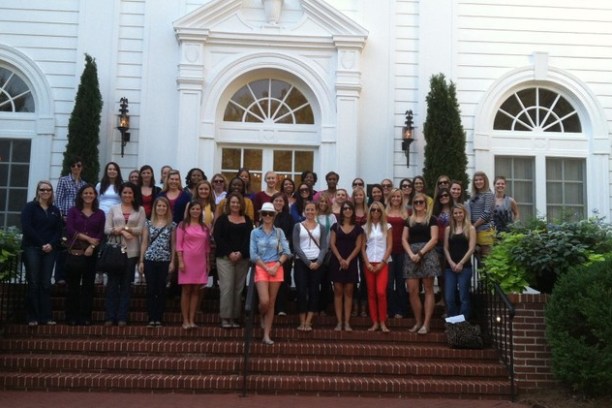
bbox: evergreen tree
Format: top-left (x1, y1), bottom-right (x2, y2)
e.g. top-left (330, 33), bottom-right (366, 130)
top-left (61, 54), bottom-right (102, 184)
top-left (422, 74), bottom-right (469, 196)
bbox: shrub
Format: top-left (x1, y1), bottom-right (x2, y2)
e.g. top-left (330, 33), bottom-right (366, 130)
top-left (0, 227), bottom-right (22, 281)
top-left (482, 217), bottom-right (612, 293)
top-left (545, 258), bottom-right (612, 397)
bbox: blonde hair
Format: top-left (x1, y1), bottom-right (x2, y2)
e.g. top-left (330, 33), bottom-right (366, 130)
top-left (35, 180), bottom-right (54, 205)
top-left (385, 188), bottom-right (408, 218)
top-left (449, 203), bottom-right (471, 238)
top-left (408, 192), bottom-right (432, 226)
top-left (316, 192), bottom-right (332, 215)
top-left (351, 186), bottom-right (368, 214)
top-left (151, 196), bottom-right (173, 227)
top-left (365, 200), bottom-right (389, 237)
top-left (471, 171), bottom-right (491, 196)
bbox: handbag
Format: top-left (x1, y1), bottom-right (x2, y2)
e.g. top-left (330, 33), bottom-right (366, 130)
top-left (444, 322), bottom-right (484, 349)
top-left (95, 235), bottom-right (128, 275)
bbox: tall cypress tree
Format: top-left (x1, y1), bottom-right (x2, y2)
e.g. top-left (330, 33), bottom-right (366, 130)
top-left (61, 54), bottom-right (102, 184)
top-left (422, 74), bottom-right (469, 196)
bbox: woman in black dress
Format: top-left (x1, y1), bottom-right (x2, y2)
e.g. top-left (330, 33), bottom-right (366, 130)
top-left (329, 201), bottom-right (363, 332)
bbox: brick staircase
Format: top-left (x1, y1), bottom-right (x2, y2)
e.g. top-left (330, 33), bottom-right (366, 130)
top-left (0, 284), bottom-right (511, 398)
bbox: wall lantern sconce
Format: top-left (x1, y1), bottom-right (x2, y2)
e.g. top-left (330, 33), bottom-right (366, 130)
top-left (401, 110), bottom-right (415, 167)
top-left (117, 97), bottom-right (130, 157)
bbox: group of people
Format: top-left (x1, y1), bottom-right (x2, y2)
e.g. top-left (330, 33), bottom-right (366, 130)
top-left (21, 157), bottom-right (519, 345)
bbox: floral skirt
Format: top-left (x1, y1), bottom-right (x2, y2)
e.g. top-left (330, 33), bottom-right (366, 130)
top-left (403, 242), bottom-right (440, 279)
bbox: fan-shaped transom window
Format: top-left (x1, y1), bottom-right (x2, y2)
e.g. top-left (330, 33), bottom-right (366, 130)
top-left (494, 87), bottom-right (581, 133)
top-left (223, 79), bottom-right (314, 124)
top-left (0, 67), bottom-right (35, 113)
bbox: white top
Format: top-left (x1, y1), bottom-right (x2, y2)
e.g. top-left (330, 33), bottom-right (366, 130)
top-left (214, 191), bottom-right (227, 205)
top-left (316, 213), bottom-right (336, 247)
top-left (96, 183), bottom-right (121, 215)
top-left (298, 223), bottom-right (321, 260)
top-left (365, 222), bottom-right (391, 262)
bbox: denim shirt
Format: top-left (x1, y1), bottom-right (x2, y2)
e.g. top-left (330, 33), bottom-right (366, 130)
top-left (249, 225), bottom-right (291, 263)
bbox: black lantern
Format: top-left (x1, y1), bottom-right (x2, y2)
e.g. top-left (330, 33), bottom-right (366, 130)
top-left (117, 97), bottom-right (130, 157)
top-left (401, 110), bottom-right (415, 167)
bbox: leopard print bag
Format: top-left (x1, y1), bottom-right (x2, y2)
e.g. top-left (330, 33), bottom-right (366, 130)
top-left (445, 322), bottom-right (484, 349)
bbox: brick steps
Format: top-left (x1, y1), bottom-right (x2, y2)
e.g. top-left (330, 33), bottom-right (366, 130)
top-left (1, 354), bottom-right (507, 379)
top-left (0, 285), bottom-right (512, 398)
top-left (0, 372), bottom-right (510, 397)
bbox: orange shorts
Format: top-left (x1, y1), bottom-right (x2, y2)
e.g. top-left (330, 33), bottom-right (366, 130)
top-left (254, 262), bottom-right (284, 283)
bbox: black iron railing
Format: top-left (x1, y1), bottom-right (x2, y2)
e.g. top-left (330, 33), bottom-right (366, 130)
top-left (241, 264), bottom-right (256, 397)
top-left (0, 254), bottom-right (26, 325)
top-left (473, 258), bottom-right (516, 401)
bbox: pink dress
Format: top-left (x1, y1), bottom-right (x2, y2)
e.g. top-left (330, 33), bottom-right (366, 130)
top-left (176, 223), bottom-right (209, 284)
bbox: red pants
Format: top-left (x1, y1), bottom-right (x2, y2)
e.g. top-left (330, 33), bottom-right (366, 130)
top-left (365, 262), bottom-right (388, 324)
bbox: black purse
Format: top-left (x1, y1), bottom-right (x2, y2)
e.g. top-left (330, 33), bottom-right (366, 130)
top-left (95, 236), bottom-right (128, 275)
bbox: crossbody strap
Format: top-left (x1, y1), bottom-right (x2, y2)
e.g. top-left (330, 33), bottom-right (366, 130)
top-left (302, 222), bottom-right (321, 249)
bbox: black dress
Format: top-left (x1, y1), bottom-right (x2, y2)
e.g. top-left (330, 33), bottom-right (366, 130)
top-left (329, 223), bottom-right (363, 284)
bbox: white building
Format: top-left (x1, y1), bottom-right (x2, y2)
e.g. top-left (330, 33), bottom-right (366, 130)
top-left (1, 0), bottom-right (611, 228)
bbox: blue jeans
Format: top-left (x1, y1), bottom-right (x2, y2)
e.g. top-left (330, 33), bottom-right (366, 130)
top-left (23, 246), bottom-right (57, 323)
top-left (444, 266), bottom-right (473, 320)
top-left (144, 260), bottom-right (169, 322)
top-left (386, 253), bottom-right (408, 318)
top-left (105, 257), bottom-right (137, 323)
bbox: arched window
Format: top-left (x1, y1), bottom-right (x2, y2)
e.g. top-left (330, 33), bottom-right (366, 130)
top-left (493, 87), bottom-right (587, 221)
top-left (223, 79), bottom-right (314, 124)
top-left (0, 66), bottom-right (35, 112)
top-left (494, 87), bottom-right (580, 133)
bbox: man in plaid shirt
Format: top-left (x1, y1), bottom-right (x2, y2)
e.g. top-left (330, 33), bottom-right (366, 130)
top-left (54, 156), bottom-right (88, 284)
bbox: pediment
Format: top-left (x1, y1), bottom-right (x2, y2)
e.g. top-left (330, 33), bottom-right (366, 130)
top-left (174, 0), bottom-right (368, 48)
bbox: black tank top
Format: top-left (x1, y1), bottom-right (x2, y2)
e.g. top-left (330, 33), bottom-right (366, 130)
top-left (449, 232), bottom-right (471, 267)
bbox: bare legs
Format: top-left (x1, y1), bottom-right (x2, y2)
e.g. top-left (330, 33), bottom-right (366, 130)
top-left (406, 277), bottom-right (434, 334)
top-left (181, 284), bottom-right (201, 329)
top-left (333, 282), bottom-right (354, 331)
top-left (256, 281), bottom-right (281, 343)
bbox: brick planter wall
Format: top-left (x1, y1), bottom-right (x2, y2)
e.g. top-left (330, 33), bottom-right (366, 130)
top-left (507, 293), bottom-right (558, 391)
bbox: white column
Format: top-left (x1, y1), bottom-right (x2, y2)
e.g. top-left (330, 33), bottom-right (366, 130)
top-left (176, 41), bottom-right (205, 173)
top-left (333, 39), bottom-right (364, 186)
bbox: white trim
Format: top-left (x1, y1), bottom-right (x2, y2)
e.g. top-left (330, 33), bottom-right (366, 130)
top-left (473, 60), bottom-right (610, 219)
top-left (0, 45), bottom-right (55, 199)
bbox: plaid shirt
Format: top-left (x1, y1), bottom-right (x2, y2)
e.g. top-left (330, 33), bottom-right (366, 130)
top-left (55, 174), bottom-right (87, 217)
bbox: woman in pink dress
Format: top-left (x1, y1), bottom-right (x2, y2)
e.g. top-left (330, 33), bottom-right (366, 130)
top-left (176, 200), bottom-right (210, 329)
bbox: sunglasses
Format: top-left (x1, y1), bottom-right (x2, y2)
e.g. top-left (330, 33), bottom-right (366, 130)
top-left (438, 180), bottom-right (450, 185)
top-left (352, 182), bottom-right (364, 187)
top-left (71, 163), bottom-right (82, 168)
top-left (260, 211), bottom-right (275, 217)
top-left (370, 208), bottom-right (382, 213)
top-left (38, 188), bottom-right (52, 192)
top-left (401, 184), bottom-right (411, 188)
top-left (382, 184), bottom-right (392, 188)
top-left (213, 180), bottom-right (224, 184)
top-left (299, 188), bottom-right (310, 193)
top-left (413, 200), bottom-right (425, 205)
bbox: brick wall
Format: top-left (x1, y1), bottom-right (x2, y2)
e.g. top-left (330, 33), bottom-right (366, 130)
top-left (508, 293), bottom-right (558, 390)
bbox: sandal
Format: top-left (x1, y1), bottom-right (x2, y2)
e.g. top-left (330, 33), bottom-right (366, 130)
top-left (303, 324), bottom-right (313, 332)
top-left (344, 323), bottom-right (353, 332)
top-left (334, 323), bottom-right (343, 331)
top-left (417, 325), bottom-right (429, 335)
top-left (367, 324), bottom-right (379, 332)
top-left (381, 325), bottom-right (390, 333)
top-left (262, 338), bottom-right (274, 345)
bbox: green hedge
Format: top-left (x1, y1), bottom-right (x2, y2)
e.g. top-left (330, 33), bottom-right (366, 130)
top-left (545, 258), bottom-right (612, 397)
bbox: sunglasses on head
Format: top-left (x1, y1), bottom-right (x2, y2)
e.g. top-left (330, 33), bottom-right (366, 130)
top-left (260, 211), bottom-right (275, 217)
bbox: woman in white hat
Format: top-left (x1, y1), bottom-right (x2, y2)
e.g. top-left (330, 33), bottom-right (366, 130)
top-left (249, 202), bottom-right (292, 345)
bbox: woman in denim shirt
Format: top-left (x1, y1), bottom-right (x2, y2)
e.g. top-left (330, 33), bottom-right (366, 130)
top-left (250, 202), bottom-right (291, 345)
